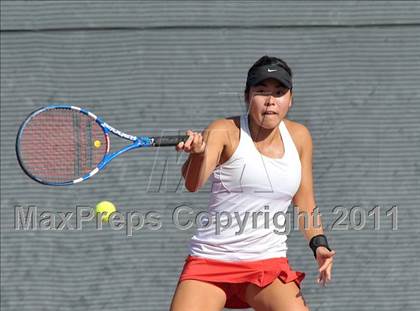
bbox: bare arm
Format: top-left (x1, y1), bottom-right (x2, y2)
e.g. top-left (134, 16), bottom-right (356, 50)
top-left (177, 119), bottom-right (227, 192)
top-left (292, 124), bottom-right (335, 286)
top-left (292, 125), bottom-right (324, 240)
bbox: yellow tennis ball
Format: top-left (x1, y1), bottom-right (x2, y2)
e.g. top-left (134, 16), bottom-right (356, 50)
top-left (95, 201), bottom-right (116, 222)
top-left (94, 140), bottom-right (101, 148)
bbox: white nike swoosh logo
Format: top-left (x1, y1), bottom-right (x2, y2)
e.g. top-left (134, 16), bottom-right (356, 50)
top-left (267, 69), bottom-right (277, 72)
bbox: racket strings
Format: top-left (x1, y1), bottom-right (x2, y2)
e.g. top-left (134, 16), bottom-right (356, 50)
top-left (18, 109), bottom-right (107, 183)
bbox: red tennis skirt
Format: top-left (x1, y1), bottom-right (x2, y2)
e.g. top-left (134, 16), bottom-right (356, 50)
top-left (178, 255), bottom-right (305, 309)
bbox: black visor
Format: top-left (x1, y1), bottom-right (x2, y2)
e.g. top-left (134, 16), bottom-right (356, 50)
top-left (246, 64), bottom-right (292, 89)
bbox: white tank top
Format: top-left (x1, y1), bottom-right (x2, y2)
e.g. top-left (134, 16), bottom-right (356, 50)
top-left (188, 114), bottom-right (302, 261)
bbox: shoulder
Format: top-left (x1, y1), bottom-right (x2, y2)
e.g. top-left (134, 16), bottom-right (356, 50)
top-left (204, 116), bottom-right (240, 144)
top-left (283, 119), bottom-right (312, 158)
top-left (205, 116), bottom-right (240, 135)
top-left (206, 116), bottom-right (239, 130)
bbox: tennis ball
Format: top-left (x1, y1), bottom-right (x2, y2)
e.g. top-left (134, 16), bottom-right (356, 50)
top-left (95, 201), bottom-right (116, 222)
top-left (94, 140), bottom-right (101, 148)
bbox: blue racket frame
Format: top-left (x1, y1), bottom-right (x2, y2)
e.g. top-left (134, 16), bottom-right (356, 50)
top-left (16, 105), bottom-right (163, 186)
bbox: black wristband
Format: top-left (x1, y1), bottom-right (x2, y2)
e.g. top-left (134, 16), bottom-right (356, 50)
top-left (309, 234), bottom-right (331, 258)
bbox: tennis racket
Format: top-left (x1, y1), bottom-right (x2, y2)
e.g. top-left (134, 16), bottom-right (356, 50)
top-left (16, 105), bottom-right (189, 186)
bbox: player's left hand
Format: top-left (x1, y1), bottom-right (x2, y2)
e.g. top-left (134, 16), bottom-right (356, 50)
top-left (315, 246), bottom-right (336, 287)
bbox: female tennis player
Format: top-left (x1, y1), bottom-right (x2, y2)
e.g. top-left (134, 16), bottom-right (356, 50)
top-left (170, 56), bottom-right (335, 311)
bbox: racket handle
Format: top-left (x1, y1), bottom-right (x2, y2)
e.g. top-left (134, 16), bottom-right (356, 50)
top-left (152, 135), bottom-right (190, 146)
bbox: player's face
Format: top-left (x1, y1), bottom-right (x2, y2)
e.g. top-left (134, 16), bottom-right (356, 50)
top-left (247, 78), bottom-right (292, 129)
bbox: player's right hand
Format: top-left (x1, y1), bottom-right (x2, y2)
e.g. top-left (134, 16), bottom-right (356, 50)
top-left (176, 130), bottom-right (206, 154)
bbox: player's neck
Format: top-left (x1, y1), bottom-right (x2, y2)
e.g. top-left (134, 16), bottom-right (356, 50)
top-left (248, 118), bottom-right (281, 144)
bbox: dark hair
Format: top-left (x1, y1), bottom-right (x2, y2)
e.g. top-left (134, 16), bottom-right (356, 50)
top-left (244, 55), bottom-right (293, 99)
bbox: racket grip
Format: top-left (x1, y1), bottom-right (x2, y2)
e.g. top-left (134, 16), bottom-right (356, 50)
top-left (152, 135), bottom-right (190, 146)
